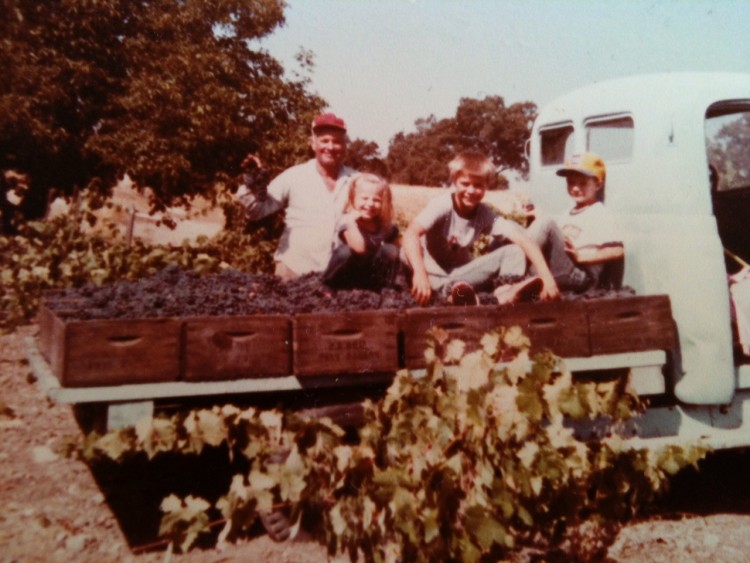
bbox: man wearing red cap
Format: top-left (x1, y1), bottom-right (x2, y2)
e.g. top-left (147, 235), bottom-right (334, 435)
top-left (236, 113), bottom-right (356, 279)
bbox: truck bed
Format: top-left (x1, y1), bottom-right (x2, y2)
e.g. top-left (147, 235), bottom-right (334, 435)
top-left (35, 294), bottom-right (677, 393)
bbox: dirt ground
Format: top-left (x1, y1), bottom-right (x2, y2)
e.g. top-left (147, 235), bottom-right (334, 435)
top-left (2, 325), bottom-right (750, 562)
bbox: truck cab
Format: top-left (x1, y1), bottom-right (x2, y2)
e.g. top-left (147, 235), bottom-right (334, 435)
top-left (528, 72), bottom-right (750, 448)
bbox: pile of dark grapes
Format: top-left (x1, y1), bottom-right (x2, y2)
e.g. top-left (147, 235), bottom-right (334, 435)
top-left (42, 265), bottom-right (635, 320)
top-left (43, 265), bottom-right (421, 320)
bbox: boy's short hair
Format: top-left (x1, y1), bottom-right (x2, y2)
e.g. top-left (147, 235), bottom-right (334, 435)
top-left (447, 150), bottom-right (496, 185)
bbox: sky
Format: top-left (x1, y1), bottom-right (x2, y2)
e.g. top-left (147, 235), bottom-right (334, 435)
top-left (259, 0), bottom-right (750, 152)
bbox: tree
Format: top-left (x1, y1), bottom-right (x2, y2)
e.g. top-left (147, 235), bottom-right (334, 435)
top-left (0, 0), bottom-right (324, 232)
top-left (344, 139), bottom-right (389, 178)
top-left (386, 116), bottom-right (459, 186)
top-left (386, 96), bottom-right (536, 187)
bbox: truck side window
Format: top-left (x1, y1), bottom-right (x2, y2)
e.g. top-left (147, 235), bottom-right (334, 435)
top-left (539, 124), bottom-right (574, 166)
top-left (585, 115), bottom-right (634, 161)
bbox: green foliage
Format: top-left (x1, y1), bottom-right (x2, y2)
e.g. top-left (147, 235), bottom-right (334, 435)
top-left (386, 96), bottom-right (537, 187)
top-left (0, 0), bottom-right (324, 229)
top-left (345, 139), bottom-right (390, 179)
top-left (0, 190), bottom-right (277, 332)
top-left (78, 326), bottom-right (707, 559)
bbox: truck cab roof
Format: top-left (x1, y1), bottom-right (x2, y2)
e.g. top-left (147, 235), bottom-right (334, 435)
top-left (529, 72), bottom-right (750, 217)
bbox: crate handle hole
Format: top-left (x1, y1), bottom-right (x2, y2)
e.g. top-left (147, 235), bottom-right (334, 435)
top-left (329, 328), bottom-right (362, 338)
top-left (439, 322), bottom-right (466, 331)
top-left (529, 317), bottom-right (556, 327)
top-left (225, 331), bottom-right (256, 341)
top-left (616, 311), bottom-right (641, 319)
top-left (107, 335), bottom-right (143, 346)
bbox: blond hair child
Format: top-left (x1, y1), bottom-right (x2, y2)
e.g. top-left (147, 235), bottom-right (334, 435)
top-left (322, 173), bottom-right (400, 289)
top-left (402, 150), bottom-right (559, 305)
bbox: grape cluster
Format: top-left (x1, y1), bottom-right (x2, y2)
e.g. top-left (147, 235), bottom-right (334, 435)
top-left (43, 265), bottom-right (635, 320)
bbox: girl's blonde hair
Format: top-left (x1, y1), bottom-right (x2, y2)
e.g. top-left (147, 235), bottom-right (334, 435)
top-left (346, 173), bottom-right (394, 232)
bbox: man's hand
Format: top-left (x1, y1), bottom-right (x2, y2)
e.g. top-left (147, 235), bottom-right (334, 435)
top-left (241, 153), bottom-right (263, 171)
top-left (240, 153), bottom-right (269, 196)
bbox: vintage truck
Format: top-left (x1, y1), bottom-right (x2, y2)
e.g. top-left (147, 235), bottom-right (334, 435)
top-left (528, 71), bottom-right (750, 448)
top-left (26, 72), bottom-right (750, 450)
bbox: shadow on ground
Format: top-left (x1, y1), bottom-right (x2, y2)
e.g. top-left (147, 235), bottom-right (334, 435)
top-left (77, 383), bottom-right (389, 552)
top-left (655, 448), bottom-right (750, 515)
top-left (87, 443), bottom-right (253, 552)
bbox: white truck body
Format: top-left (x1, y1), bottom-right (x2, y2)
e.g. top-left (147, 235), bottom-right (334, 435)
top-left (528, 72), bottom-right (750, 448)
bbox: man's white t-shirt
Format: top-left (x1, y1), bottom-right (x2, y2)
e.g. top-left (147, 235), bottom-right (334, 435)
top-left (241, 159), bottom-right (356, 275)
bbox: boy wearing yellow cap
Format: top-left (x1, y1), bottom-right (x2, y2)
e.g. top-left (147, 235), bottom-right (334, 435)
top-left (525, 152), bottom-right (624, 292)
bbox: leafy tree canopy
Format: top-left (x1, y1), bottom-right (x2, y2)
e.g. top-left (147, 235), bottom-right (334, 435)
top-left (386, 96), bottom-right (536, 188)
top-left (344, 138), bottom-right (389, 178)
top-left (0, 0), bottom-right (324, 231)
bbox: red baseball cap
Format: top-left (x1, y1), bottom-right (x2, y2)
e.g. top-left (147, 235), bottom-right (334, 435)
top-left (311, 113), bottom-right (347, 134)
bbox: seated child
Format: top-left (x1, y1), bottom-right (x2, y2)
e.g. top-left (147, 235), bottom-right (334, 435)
top-left (402, 150), bottom-right (559, 305)
top-left (525, 152), bottom-right (624, 292)
top-left (322, 173), bottom-right (400, 290)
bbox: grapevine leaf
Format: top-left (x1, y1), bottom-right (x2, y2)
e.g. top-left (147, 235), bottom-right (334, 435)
top-left (161, 494), bottom-right (183, 513)
top-left (444, 339), bottom-right (466, 364)
top-left (517, 441), bottom-right (539, 469)
top-left (464, 505), bottom-right (507, 551)
top-left (94, 429), bottom-right (133, 461)
top-left (422, 508), bottom-right (440, 544)
top-left (248, 469), bottom-right (275, 491)
top-left (502, 326), bottom-right (530, 350)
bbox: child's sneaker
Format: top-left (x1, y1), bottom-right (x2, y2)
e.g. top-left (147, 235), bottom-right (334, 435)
top-left (494, 276), bottom-right (543, 305)
top-left (449, 281), bottom-right (478, 306)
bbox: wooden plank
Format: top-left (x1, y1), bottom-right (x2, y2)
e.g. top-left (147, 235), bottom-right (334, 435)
top-left (36, 301), bottom-right (65, 375)
top-left (401, 301), bottom-right (590, 369)
top-left (183, 315), bottom-right (291, 380)
top-left (562, 350), bottom-right (667, 371)
top-left (586, 295), bottom-right (677, 355)
top-left (293, 310), bottom-right (399, 376)
top-left (60, 317), bottom-right (181, 387)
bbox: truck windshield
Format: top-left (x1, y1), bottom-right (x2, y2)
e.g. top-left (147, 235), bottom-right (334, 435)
top-left (707, 102), bottom-right (750, 270)
top-left (706, 107), bottom-right (750, 191)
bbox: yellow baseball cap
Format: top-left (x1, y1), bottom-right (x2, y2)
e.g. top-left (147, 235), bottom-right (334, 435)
top-left (557, 152), bottom-right (606, 183)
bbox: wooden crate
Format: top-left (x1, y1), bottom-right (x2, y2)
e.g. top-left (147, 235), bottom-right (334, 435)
top-left (37, 304), bottom-right (181, 387)
top-left (586, 295), bottom-right (677, 355)
top-left (293, 310), bottom-right (399, 376)
top-left (183, 315), bottom-right (291, 381)
top-left (401, 306), bottom-right (503, 369)
top-left (37, 298), bottom-right (83, 362)
top-left (498, 300), bottom-right (591, 357)
top-left (401, 301), bottom-right (590, 369)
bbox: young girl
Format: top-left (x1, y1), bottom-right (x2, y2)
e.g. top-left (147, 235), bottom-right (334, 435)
top-left (322, 173), bottom-right (400, 290)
